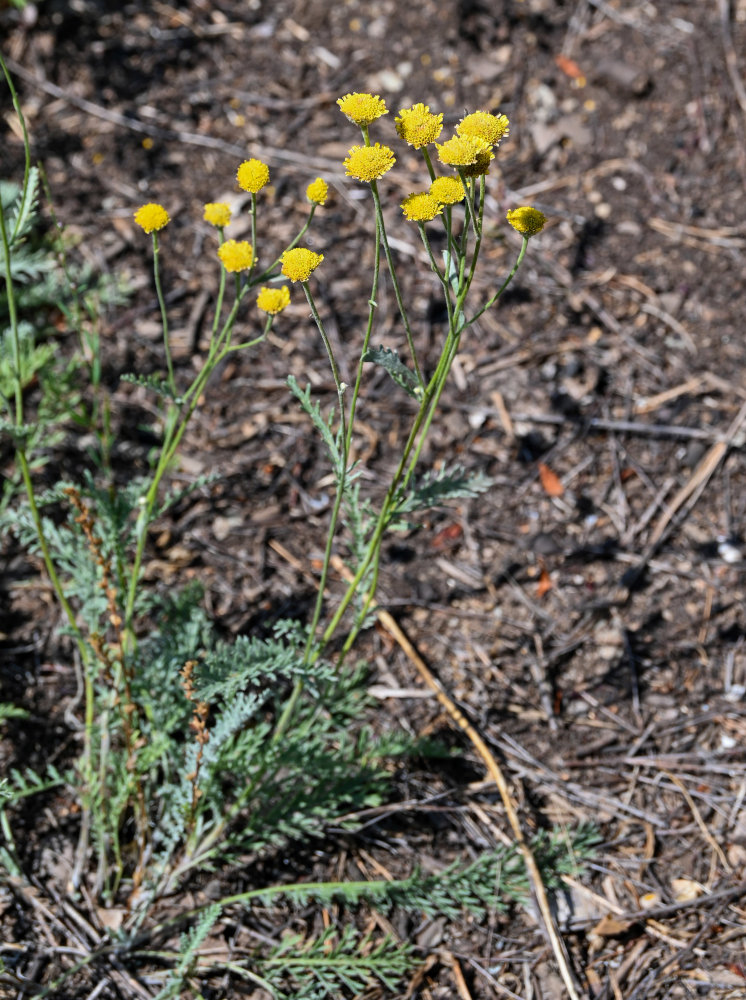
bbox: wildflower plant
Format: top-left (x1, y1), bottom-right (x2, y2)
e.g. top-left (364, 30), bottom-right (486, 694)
top-left (0, 53), bottom-right (587, 1000)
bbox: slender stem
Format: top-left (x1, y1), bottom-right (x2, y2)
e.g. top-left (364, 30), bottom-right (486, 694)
top-left (345, 210), bottom-right (382, 453)
top-left (253, 205), bottom-right (317, 284)
top-left (249, 193), bottom-right (258, 278)
top-left (211, 229), bottom-right (228, 337)
top-left (277, 282), bottom-right (350, 739)
top-left (369, 179), bottom-right (425, 388)
top-left (152, 232), bottom-right (175, 395)
top-left (463, 236), bottom-right (528, 330)
top-left (421, 147), bottom-right (436, 182)
top-left (301, 280), bottom-right (348, 651)
top-left (275, 214), bottom-right (386, 740)
top-left (123, 287), bottom-right (249, 632)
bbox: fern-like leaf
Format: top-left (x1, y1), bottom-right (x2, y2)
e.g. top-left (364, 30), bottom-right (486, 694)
top-left (120, 372), bottom-right (184, 405)
top-left (1, 168), bottom-right (39, 246)
top-left (287, 375), bottom-right (342, 471)
top-left (398, 463), bottom-right (495, 514)
top-left (361, 345), bottom-right (422, 399)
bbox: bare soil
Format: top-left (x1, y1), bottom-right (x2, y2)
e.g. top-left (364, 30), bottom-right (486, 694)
top-left (2, 0), bottom-right (746, 997)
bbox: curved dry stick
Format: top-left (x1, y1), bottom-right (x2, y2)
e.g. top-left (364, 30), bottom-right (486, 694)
top-left (329, 555), bottom-right (581, 1000)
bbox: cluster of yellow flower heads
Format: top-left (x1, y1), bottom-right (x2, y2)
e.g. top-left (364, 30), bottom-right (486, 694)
top-left (333, 92), bottom-right (542, 235)
top-left (131, 91), bottom-right (544, 325)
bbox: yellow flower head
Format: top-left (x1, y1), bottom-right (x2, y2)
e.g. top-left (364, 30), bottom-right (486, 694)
top-left (461, 148), bottom-right (494, 178)
top-left (395, 103), bottom-right (443, 148)
top-left (400, 192), bottom-right (442, 223)
top-left (217, 239), bottom-right (254, 272)
top-left (457, 111), bottom-right (510, 147)
top-left (343, 143), bottom-right (396, 182)
top-left (306, 177), bottom-right (329, 205)
top-left (436, 134), bottom-right (491, 167)
top-left (134, 203), bottom-right (170, 234)
top-left (237, 158), bottom-right (270, 193)
top-left (337, 92), bottom-right (388, 125)
top-left (506, 206), bottom-right (546, 238)
top-left (257, 285), bottom-right (291, 315)
top-left (203, 202), bottom-right (232, 227)
top-left (429, 176), bottom-right (466, 205)
top-left (281, 247), bottom-right (324, 282)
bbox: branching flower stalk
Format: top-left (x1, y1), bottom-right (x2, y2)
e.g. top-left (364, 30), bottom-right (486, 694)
top-left (277, 95), bottom-right (544, 734)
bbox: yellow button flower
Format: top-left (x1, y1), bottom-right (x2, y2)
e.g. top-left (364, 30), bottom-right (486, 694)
top-left (343, 143), bottom-right (396, 182)
top-left (217, 239), bottom-right (254, 272)
top-left (306, 177), bottom-right (329, 205)
top-left (429, 176), bottom-right (466, 204)
top-left (203, 202), bottom-right (232, 227)
top-left (134, 203), bottom-right (170, 234)
top-left (461, 148), bottom-right (494, 178)
top-left (237, 158), bottom-right (270, 193)
top-left (506, 206), bottom-right (546, 238)
top-left (457, 111), bottom-right (510, 147)
top-left (395, 103), bottom-right (443, 148)
top-left (281, 247), bottom-right (324, 282)
top-left (337, 92), bottom-right (388, 125)
top-left (436, 134), bottom-right (491, 167)
top-left (257, 285), bottom-right (291, 315)
top-left (400, 192), bottom-right (442, 222)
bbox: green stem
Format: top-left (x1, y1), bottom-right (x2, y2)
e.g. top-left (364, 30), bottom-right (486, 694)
top-left (211, 229), bottom-right (228, 336)
top-left (344, 210), bottom-right (382, 454)
top-left (421, 147), bottom-right (436, 182)
top-left (369, 179), bottom-right (425, 388)
top-left (123, 287), bottom-right (249, 633)
top-left (463, 236), bottom-right (528, 330)
top-left (301, 280), bottom-right (348, 651)
top-left (253, 205), bottom-right (317, 284)
top-left (152, 232), bottom-right (175, 395)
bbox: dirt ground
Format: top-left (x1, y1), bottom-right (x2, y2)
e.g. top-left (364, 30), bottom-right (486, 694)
top-left (2, 0), bottom-right (746, 997)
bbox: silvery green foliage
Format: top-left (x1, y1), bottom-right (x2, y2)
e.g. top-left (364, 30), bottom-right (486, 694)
top-left (150, 903), bottom-right (222, 1000)
top-left (259, 924), bottom-right (413, 998)
top-left (287, 375), bottom-right (342, 468)
top-left (114, 599), bottom-right (392, 887)
top-left (361, 344), bottom-right (421, 398)
top-left (399, 463), bottom-right (495, 514)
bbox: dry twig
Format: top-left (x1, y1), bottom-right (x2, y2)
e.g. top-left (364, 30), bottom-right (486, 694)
top-left (329, 555), bottom-right (583, 1000)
